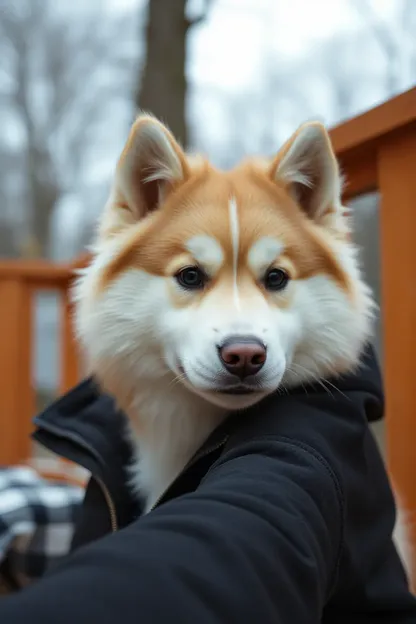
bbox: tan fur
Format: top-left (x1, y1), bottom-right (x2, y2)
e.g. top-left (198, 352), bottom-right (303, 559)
top-left (74, 116), bottom-right (411, 590)
top-left (97, 164), bottom-right (351, 305)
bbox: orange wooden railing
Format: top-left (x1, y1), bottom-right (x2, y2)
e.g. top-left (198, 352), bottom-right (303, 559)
top-left (0, 88), bottom-right (415, 575)
top-left (330, 88), bottom-right (416, 544)
top-left (0, 258), bottom-right (81, 463)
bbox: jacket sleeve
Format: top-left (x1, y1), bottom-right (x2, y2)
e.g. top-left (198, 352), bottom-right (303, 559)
top-left (1, 347), bottom-right (412, 623)
top-left (0, 431), bottom-right (342, 623)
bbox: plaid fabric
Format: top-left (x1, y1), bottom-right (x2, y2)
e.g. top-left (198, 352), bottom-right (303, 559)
top-left (0, 466), bottom-right (84, 592)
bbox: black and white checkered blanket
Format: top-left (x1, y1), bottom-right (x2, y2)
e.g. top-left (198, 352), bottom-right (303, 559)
top-left (0, 466), bottom-right (83, 592)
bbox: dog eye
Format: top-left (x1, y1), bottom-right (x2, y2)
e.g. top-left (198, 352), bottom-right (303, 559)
top-left (264, 268), bottom-right (289, 292)
top-left (175, 266), bottom-right (207, 290)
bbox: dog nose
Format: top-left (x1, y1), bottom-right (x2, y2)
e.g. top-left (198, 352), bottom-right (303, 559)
top-left (218, 336), bottom-right (266, 379)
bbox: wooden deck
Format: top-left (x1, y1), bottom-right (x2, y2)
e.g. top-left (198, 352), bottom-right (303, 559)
top-left (0, 88), bottom-right (415, 578)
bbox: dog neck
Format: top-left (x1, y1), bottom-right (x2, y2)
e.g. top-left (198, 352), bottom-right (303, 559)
top-left (124, 376), bottom-right (226, 512)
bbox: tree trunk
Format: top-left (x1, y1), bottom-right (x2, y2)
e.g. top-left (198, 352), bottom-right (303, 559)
top-left (27, 145), bottom-right (59, 258)
top-left (0, 222), bottom-right (18, 258)
top-left (136, 0), bottom-right (189, 146)
top-left (29, 180), bottom-right (58, 258)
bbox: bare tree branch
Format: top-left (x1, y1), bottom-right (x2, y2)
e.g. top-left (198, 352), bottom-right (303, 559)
top-left (186, 0), bottom-right (215, 28)
top-left (0, 0), bottom-right (138, 258)
top-left (351, 0), bottom-right (409, 94)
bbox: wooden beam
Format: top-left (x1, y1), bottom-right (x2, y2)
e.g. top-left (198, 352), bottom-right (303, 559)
top-left (340, 150), bottom-right (378, 201)
top-left (0, 279), bottom-right (34, 464)
top-left (378, 126), bottom-right (416, 582)
top-left (330, 87), bottom-right (416, 160)
top-left (0, 260), bottom-right (72, 288)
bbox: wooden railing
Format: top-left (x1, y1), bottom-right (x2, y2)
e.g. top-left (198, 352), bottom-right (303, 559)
top-left (331, 88), bottom-right (416, 535)
top-left (0, 258), bottom-right (82, 464)
top-left (0, 87), bottom-right (415, 575)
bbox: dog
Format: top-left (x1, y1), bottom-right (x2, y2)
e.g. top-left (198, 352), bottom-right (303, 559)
top-left (73, 114), bottom-right (411, 581)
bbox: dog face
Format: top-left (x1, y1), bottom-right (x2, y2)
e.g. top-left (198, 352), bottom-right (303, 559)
top-left (74, 116), bottom-right (373, 411)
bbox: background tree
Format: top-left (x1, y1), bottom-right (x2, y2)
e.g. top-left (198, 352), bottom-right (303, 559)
top-left (352, 0), bottom-right (416, 95)
top-left (0, 0), bottom-right (135, 258)
top-left (137, 0), bottom-right (214, 147)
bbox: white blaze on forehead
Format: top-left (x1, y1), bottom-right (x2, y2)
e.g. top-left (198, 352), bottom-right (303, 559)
top-left (185, 235), bottom-right (224, 272)
top-left (248, 237), bottom-right (285, 274)
top-left (228, 197), bottom-right (241, 311)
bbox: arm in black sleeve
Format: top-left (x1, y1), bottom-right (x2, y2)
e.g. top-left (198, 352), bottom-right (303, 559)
top-left (2, 346), bottom-right (413, 623)
top-left (0, 435), bottom-right (341, 624)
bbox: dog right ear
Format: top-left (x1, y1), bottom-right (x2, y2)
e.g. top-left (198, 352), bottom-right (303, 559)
top-left (113, 114), bottom-right (189, 222)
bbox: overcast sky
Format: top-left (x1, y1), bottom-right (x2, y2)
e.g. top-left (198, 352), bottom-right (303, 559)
top-left (191, 0), bottom-right (396, 88)
top-left (54, 0), bottom-right (413, 257)
top-left (109, 0), bottom-right (399, 90)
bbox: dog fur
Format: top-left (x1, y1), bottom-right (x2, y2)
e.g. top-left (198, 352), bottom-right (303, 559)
top-left (73, 114), bottom-right (411, 583)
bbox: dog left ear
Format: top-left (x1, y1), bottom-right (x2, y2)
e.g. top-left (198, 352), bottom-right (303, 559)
top-left (270, 122), bottom-right (342, 223)
top-left (115, 114), bottom-right (189, 220)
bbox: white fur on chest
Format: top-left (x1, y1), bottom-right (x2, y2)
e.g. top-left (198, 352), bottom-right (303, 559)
top-left (126, 383), bottom-right (225, 512)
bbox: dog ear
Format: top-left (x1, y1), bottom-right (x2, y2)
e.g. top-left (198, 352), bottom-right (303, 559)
top-left (270, 122), bottom-right (342, 223)
top-left (115, 114), bottom-right (189, 220)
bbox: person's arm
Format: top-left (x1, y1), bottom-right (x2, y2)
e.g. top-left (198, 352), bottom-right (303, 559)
top-left (0, 432), bottom-right (341, 624)
top-left (1, 346), bottom-right (413, 623)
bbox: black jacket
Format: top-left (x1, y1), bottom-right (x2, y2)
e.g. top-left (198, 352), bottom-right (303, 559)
top-left (0, 345), bottom-right (415, 623)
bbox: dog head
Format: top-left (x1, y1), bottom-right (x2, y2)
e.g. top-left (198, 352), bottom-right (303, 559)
top-left (74, 115), bottom-right (373, 411)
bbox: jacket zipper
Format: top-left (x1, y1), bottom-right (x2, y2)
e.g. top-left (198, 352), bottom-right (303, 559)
top-left (94, 476), bottom-right (118, 532)
top-left (36, 423), bottom-right (229, 530)
top-left (33, 423), bottom-right (120, 534)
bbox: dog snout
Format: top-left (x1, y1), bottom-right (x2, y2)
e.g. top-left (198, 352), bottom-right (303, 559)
top-left (218, 336), bottom-right (267, 379)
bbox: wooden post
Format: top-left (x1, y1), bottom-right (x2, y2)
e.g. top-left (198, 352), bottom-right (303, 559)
top-left (378, 126), bottom-right (416, 580)
top-left (0, 278), bottom-right (34, 464)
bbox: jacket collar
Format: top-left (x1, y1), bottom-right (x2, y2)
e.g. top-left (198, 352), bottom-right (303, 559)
top-left (33, 377), bottom-right (238, 521)
top-left (33, 344), bottom-right (381, 520)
